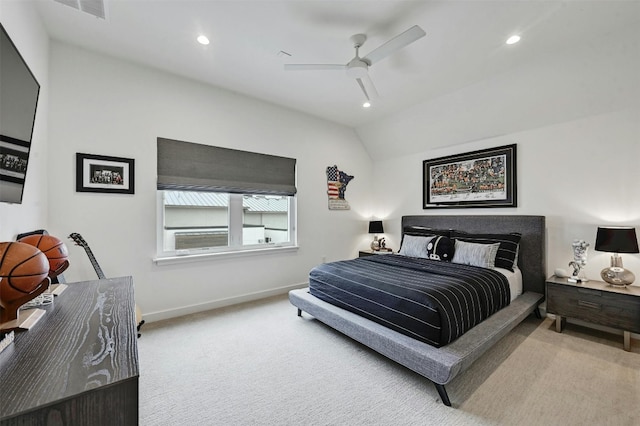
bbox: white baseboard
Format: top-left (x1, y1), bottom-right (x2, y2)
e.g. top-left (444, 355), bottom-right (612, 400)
top-left (142, 282), bottom-right (308, 323)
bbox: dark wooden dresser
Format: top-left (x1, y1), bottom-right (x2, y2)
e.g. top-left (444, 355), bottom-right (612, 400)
top-left (0, 276), bottom-right (139, 425)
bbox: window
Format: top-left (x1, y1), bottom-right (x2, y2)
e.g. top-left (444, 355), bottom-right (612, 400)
top-left (242, 194), bottom-right (292, 245)
top-left (156, 138), bottom-right (297, 259)
top-left (159, 191), bottom-right (295, 255)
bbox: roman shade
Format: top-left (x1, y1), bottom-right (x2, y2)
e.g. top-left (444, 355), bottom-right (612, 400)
top-left (157, 137), bottom-right (296, 195)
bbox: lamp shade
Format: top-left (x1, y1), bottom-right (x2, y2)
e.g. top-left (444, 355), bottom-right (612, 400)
top-left (368, 220), bottom-right (384, 234)
top-left (594, 227), bottom-right (639, 253)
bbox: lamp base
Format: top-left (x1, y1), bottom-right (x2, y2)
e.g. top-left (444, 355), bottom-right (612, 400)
top-left (600, 267), bottom-right (635, 286)
top-left (370, 236), bottom-right (380, 251)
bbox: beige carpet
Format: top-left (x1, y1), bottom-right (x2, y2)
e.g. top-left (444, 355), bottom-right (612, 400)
top-left (138, 294), bottom-right (640, 425)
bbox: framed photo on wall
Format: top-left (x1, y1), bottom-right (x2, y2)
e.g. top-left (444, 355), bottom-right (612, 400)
top-left (0, 135), bottom-right (29, 186)
top-left (423, 144), bottom-right (516, 209)
top-left (76, 153), bottom-right (135, 194)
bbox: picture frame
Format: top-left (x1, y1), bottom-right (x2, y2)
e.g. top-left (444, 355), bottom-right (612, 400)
top-left (423, 144), bottom-right (516, 209)
top-left (0, 135), bottom-right (30, 186)
top-left (76, 153), bottom-right (135, 194)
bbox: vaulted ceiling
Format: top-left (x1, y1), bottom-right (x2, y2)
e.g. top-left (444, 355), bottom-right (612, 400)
top-left (34, 1), bottom-right (640, 158)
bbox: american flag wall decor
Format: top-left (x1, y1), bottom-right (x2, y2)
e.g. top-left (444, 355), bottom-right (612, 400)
top-left (326, 165), bottom-right (354, 210)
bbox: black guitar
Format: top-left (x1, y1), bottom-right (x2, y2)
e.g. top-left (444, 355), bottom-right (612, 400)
top-left (69, 233), bottom-right (144, 337)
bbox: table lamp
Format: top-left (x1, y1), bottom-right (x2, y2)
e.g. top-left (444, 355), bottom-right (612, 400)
top-left (368, 220), bottom-right (384, 251)
top-left (594, 226), bottom-right (639, 286)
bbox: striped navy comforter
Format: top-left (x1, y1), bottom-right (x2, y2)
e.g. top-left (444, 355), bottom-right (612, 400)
top-left (309, 255), bottom-right (510, 347)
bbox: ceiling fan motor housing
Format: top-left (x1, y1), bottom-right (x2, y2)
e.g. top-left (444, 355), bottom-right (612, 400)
top-left (346, 59), bottom-right (369, 78)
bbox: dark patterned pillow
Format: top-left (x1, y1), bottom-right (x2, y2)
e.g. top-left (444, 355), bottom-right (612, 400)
top-left (403, 226), bottom-right (451, 238)
top-left (451, 231), bottom-right (521, 271)
top-left (426, 236), bottom-right (455, 262)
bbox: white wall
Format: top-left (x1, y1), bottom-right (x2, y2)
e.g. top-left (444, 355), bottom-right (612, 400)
top-left (47, 42), bottom-right (373, 321)
top-left (371, 108), bottom-right (640, 285)
top-left (357, 23), bottom-right (640, 161)
top-left (0, 1), bottom-right (49, 239)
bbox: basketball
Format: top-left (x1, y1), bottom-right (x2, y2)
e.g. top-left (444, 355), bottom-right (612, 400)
top-left (18, 234), bottom-right (69, 274)
top-left (0, 242), bottom-right (50, 301)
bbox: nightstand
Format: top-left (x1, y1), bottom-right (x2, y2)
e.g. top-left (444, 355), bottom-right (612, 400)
top-left (359, 250), bottom-right (394, 257)
top-left (546, 275), bottom-right (640, 351)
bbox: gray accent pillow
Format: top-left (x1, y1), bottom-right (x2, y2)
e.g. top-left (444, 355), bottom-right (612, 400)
top-left (452, 240), bottom-right (500, 268)
top-left (451, 231), bottom-right (521, 271)
top-left (398, 235), bottom-right (433, 259)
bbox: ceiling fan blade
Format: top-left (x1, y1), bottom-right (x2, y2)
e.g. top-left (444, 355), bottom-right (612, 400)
top-left (362, 25), bottom-right (426, 65)
top-left (284, 64), bottom-right (346, 71)
top-left (356, 75), bottom-right (379, 101)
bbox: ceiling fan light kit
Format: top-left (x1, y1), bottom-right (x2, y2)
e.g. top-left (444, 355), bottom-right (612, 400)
top-left (285, 25), bottom-right (426, 103)
top-left (346, 59), bottom-right (368, 78)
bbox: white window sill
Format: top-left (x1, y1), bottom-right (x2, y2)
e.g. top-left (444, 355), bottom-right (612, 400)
top-left (153, 245), bottom-right (299, 266)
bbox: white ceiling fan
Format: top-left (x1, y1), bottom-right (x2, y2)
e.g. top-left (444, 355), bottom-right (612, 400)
top-left (284, 25), bottom-right (426, 102)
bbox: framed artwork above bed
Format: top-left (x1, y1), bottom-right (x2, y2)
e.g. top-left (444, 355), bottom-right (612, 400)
top-left (423, 144), bottom-right (517, 209)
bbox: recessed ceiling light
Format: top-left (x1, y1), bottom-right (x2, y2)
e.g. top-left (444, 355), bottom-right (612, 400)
top-left (197, 35), bottom-right (210, 45)
top-left (363, 102), bottom-right (371, 108)
top-left (506, 35), bottom-right (521, 45)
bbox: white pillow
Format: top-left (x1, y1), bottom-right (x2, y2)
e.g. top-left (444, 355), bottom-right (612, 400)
top-left (452, 240), bottom-right (500, 268)
top-left (399, 235), bottom-right (433, 259)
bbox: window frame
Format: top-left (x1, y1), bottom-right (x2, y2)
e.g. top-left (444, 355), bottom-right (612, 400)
top-left (155, 191), bottom-right (297, 264)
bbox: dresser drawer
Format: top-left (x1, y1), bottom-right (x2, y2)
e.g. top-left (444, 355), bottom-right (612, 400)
top-left (547, 282), bottom-right (640, 333)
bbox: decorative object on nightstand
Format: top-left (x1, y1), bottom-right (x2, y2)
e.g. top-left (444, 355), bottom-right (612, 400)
top-left (368, 220), bottom-right (384, 251)
top-left (568, 239), bottom-right (589, 283)
top-left (553, 268), bottom-right (569, 278)
top-left (595, 226), bottom-right (639, 286)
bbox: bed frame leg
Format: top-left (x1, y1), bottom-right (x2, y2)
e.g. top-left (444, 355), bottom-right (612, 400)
top-left (297, 308), bottom-right (302, 317)
top-left (433, 383), bottom-right (452, 407)
top-left (534, 307), bottom-right (542, 319)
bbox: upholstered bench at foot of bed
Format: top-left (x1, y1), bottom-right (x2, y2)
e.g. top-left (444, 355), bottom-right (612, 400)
top-left (289, 288), bottom-right (543, 407)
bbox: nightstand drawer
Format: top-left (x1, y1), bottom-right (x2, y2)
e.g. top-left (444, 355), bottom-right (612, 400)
top-left (547, 282), bottom-right (640, 333)
top-left (359, 250), bottom-right (394, 258)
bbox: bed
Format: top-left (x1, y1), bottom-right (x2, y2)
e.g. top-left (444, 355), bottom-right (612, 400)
top-left (289, 215), bottom-right (545, 406)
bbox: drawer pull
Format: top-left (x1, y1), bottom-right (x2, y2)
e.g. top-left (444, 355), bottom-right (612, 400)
top-left (577, 288), bottom-right (602, 297)
top-left (578, 300), bottom-right (601, 310)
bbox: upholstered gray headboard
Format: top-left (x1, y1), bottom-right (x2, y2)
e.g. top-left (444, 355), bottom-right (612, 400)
top-left (401, 215), bottom-right (546, 295)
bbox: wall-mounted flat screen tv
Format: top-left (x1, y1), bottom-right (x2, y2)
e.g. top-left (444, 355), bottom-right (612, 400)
top-left (0, 22), bottom-right (41, 204)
